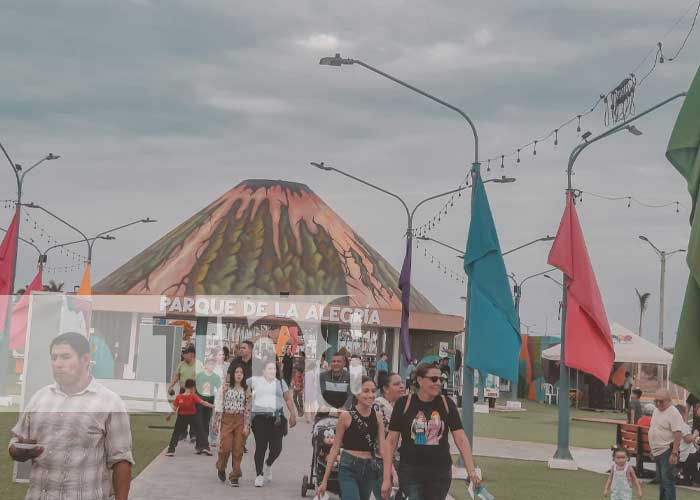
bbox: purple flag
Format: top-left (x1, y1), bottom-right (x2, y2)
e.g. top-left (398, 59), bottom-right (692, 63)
top-left (398, 238), bottom-right (412, 365)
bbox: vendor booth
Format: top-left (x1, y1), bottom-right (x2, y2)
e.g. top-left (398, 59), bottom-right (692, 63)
top-left (541, 322), bottom-right (676, 409)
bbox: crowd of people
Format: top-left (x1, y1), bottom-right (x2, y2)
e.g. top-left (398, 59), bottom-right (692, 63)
top-left (7, 331), bottom-right (699, 500)
top-left (159, 343), bottom-right (481, 500)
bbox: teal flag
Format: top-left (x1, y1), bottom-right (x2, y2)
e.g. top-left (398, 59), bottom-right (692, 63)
top-left (667, 66), bottom-right (700, 397)
top-left (464, 172), bottom-right (521, 382)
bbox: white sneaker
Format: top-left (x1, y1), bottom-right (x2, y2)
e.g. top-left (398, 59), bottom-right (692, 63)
top-left (263, 463), bottom-right (272, 483)
top-left (254, 475), bottom-right (264, 487)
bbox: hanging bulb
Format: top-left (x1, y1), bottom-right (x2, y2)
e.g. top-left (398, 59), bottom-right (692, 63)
top-left (676, 202), bottom-right (680, 213)
top-left (533, 141), bottom-right (538, 156)
top-left (487, 159), bottom-right (491, 172)
top-left (658, 42), bottom-right (664, 63)
top-left (554, 129), bottom-right (559, 149)
top-left (450, 198), bottom-right (454, 207)
top-left (627, 197), bottom-right (631, 208)
top-left (577, 115), bottom-right (582, 133)
top-left (500, 155), bottom-right (504, 169)
top-left (516, 149), bottom-right (521, 164)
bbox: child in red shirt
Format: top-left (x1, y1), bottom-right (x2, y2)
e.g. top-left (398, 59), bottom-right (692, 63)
top-left (166, 379), bottom-right (214, 456)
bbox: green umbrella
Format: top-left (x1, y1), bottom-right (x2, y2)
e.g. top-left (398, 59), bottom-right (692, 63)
top-left (667, 66), bottom-right (700, 397)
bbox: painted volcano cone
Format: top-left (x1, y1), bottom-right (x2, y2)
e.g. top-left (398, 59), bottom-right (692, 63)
top-left (94, 179), bottom-right (438, 313)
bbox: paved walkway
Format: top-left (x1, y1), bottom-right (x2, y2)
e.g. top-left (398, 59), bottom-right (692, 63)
top-left (130, 420), bottom-right (699, 499)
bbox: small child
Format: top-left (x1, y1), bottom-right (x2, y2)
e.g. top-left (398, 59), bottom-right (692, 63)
top-left (165, 379), bottom-right (215, 456)
top-left (604, 447), bottom-right (642, 500)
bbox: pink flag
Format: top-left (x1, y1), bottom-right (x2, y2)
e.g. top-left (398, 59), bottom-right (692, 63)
top-left (9, 268), bottom-right (43, 351)
top-left (548, 192), bottom-right (614, 383)
top-left (0, 212), bottom-right (19, 329)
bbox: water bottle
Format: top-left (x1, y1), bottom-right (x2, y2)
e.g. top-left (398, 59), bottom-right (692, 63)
top-left (475, 485), bottom-right (495, 500)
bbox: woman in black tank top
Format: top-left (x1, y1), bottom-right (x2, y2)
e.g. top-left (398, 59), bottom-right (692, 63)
top-left (317, 377), bottom-right (386, 500)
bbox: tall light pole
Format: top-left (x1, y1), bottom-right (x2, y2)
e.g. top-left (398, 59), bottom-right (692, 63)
top-left (0, 142), bottom-right (59, 395)
top-left (508, 268), bottom-right (556, 401)
top-left (638, 235), bottom-right (685, 348)
top-left (22, 202), bottom-right (155, 264)
top-left (319, 52), bottom-right (482, 443)
top-left (551, 92), bottom-right (687, 467)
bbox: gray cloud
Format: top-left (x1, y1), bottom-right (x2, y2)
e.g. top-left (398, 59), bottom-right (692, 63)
top-left (1, 0), bottom-right (698, 347)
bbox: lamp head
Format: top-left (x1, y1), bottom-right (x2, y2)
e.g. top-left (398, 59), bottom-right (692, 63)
top-left (581, 131), bottom-right (592, 142)
top-left (141, 217), bottom-right (157, 223)
top-left (638, 235), bottom-right (648, 242)
top-left (319, 53), bottom-right (351, 67)
top-left (493, 175), bottom-right (516, 184)
top-left (46, 153), bottom-right (60, 160)
top-left (416, 236), bottom-right (429, 241)
top-left (626, 125), bottom-right (643, 136)
top-left (310, 161), bottom-right (332, 171)
top-left (541, 235), bottom-right (555, 242)
top-left (102, 235), bottom-right (116, 241)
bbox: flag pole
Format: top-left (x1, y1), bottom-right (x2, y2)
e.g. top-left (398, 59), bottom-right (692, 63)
top-left (549, 92), bottom-right (687, 468)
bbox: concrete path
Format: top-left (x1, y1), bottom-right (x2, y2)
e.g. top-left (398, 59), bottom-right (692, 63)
top-left (130, 420), bottom-right (698, 499)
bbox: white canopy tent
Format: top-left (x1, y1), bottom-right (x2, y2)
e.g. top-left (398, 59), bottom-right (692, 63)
top-left (541, 322), bottom-right (674, 399)
top-left (542, 322), bottom-right (673, 365)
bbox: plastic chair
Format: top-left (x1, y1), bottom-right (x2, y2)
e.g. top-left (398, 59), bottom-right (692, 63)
top-left (543, 383), bottom-right (557, 405)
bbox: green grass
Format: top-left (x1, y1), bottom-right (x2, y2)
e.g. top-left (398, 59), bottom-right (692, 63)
top-left (449, 456), bottom-right (700, 500)
top-left (472, 399), bottom-right (627, 449)
top-left (1, 412), bottom-right (171, 500)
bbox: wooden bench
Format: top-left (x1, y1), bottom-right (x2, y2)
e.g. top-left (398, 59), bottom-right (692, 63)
top-left (616, 423), bottom-right (656, 478)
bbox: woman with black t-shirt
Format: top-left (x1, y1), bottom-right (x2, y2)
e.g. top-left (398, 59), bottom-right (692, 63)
top-left (317, 376), bottom-right (386, 500)
top-left (382, 363), bottom-right (480, 500)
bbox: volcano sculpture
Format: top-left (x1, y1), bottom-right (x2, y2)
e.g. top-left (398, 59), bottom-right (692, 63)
top-left (94, 179), bottom-right (438, 313)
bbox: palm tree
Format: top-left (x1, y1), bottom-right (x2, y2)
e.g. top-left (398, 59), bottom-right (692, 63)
top-left (43, 280), bottom-right (64, 292)
top-left (635, 288), bottom-right (651, 337)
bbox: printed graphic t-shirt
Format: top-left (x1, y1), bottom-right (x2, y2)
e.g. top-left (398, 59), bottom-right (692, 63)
top-left (196, 372), bottom-right (221, 403)
top-left (389, 394), bottom-right (462, 468)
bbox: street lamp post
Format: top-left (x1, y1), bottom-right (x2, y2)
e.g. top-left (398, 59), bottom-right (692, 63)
top-left (508, 267), bottom-right (556, 401)
top-left (0, 142), bottom-right (59, 395)
top-left (319, 52), bottom-right (482, 443)
top-left (551, 92), bottom-right (687, 467)
top-left (22, 202), bottom-right (155, 264)
top-left (638, 235), bottom-right (685, 348)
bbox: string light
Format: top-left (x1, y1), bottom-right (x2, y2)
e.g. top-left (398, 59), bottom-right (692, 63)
top-left (416, 240), bottom-right (465, 286)
top-left (574, 189), bottom-right (685, 212)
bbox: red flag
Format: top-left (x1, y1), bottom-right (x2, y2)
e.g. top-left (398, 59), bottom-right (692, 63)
top-left (9, 268), bottom-right (43, 351)
top-left (0, 212), bottom-right (20, 329)
top-left (548, 192), bottom-right (614, 383)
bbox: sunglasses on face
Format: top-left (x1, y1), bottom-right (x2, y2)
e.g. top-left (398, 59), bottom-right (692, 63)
top-left (421, 376), bottom-right (441, 383)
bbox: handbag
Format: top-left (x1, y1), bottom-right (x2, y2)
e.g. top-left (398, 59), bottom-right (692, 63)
top-left (349, 408), bottom-right (382, 476)
top-left (274, 380), bottom-right (289, 436)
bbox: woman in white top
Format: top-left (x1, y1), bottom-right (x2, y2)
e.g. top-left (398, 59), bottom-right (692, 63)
top-left (247, 358), bottom-right (297, 487)
top-left (373, 372), bottom-right (405, 493)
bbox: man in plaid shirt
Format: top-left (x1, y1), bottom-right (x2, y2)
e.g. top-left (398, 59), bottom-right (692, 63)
top-left (8, 332), bottom-right (134, 500)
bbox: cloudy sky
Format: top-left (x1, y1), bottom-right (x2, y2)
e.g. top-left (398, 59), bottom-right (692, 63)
top-left (1, 0), bottom-right (698, 347)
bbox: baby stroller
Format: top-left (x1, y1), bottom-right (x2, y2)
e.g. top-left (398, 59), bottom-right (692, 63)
top-left (301, 416), bottom-right (339, 497)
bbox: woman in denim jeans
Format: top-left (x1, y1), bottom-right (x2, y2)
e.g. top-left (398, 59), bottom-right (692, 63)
top-left (317, 377), bottom-right (386, 500)
top-left (382, 364), bottom-right (481, 500)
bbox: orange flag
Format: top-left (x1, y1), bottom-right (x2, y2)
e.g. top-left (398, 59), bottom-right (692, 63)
top-left (77, 264), bottom-right (91, 296)
top-left (548, 192), bottom-right (614, 383)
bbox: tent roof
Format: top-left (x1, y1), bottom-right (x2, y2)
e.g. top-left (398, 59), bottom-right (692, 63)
top-left (94, 179), bottom-right (440, 314)
top-left (541, 322), bottom-right (673, 365)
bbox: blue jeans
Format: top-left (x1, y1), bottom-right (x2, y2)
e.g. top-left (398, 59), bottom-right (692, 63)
top-left (337, 453), bottom-right (381, 500)
top-left (654, 448), bottom-right (677, 500)
top-left (398, 463), bottom-right (452, 500)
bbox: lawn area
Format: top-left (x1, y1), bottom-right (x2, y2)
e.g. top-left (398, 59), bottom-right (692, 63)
top-left (473, 399), bottom-right (626, 449)
top-left (0, 412), bottom-right (171, 500)
top-left (449, 456), bottom-right (700, 500)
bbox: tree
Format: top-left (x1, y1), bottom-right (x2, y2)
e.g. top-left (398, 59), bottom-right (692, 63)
top-left (635, 288), bottom-right (651, 337)
top-left (43, 280), bottom-right (64, 292)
